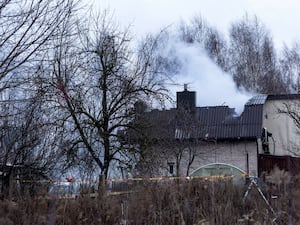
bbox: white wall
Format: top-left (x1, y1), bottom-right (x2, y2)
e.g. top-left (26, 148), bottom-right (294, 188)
top-left (162, 140), bottom-right (258, 177)
top-left (263, 99), bottom-right (300, 156)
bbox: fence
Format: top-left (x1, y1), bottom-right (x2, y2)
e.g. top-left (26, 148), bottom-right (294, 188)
top-left (259, 154), bottom-right (300, 176)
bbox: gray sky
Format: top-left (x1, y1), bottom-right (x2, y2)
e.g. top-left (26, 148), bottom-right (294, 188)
top-left (90, 0), bottom-right (300, 111)
top-left (94, 0), bottom-right (300, 49)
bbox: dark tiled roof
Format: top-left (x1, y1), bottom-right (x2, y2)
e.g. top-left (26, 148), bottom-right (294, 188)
top-left (239, 104), bottom-right (263, 138)
top-left (245, 94), bottom-right (267, 106)
top-left (192, 104), bottom-right (263, 139)
top-left (133, 94), bottom-right (270, 141)
top-left (134, 104), bottom-right (263, 141)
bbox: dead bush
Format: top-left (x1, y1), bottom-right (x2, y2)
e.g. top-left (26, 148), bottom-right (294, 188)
top-left (0, 177), bottom-right (300, 224)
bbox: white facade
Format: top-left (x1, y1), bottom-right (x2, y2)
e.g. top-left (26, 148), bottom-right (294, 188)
top-left (161, 140), bottom-right (258, 177)
top-left (188, 141), bottom-right (258, 176)
top-left (262, 98), bottom-right (300, 156)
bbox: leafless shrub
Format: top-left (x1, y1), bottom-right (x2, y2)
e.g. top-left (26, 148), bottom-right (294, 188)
top-left (1, 178), bottom-right (300, 224)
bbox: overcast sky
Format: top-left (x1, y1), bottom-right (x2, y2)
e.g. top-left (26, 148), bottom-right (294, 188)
top-left (90, 0), bottom-right (300, 112)
top-left (94, 0), bottom-right (300, 49)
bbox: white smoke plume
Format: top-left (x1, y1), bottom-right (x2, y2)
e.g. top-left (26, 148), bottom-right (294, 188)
top-left (165, 40), bottom-right (253, 114)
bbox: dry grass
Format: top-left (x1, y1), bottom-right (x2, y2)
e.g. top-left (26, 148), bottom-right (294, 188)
top-left (0, 175), bottom-right (299, 225)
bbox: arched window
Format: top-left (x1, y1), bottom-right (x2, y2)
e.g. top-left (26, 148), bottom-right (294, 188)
top-left (190, 163), bottom-right (246, 184)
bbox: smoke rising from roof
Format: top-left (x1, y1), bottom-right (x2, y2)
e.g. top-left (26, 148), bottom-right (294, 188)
top-left (165, 40), bottom-right (253, 114)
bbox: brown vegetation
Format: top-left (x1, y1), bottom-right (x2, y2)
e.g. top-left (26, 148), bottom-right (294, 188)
top-left (0, 175), bottom-right (299, 225)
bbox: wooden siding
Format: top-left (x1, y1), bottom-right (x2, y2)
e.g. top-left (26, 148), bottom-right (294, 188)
top-left (258, 154), bottom-right (300, 176)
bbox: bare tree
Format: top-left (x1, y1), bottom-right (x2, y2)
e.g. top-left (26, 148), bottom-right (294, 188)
top-left (177, 16), bottom-right (228, 71)
top-left (277, 99), bottom-right (300, 134)
top-left (279, 43), bottom-right (300, 93)
top-left (260, 37), bottom-right (287, 93)
top-left (169, 108), bottom-right (199, 177)
top-left (0, 93), bottom-right (60, 197)
top-left (0, 0), bottom-right (81, 197)
top-left (130, 106), bottom-right (202, 178)
top-left (228, 14), bottom-right (285, 93)
top-left (0, 0), bottom-right (80, 93)
top-left (42, 12), bottom-right (169, 183)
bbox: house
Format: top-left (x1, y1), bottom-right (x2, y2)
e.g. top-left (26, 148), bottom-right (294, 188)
top-left (127, 86), bottom-right (300, 179)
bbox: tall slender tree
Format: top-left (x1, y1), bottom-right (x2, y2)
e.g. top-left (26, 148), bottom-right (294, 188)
top-left (228, 14), bottom-right (285, 93)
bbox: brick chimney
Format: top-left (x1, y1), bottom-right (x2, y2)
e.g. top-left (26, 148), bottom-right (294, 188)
top-left (176, 84), bottom-right (196, 112)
